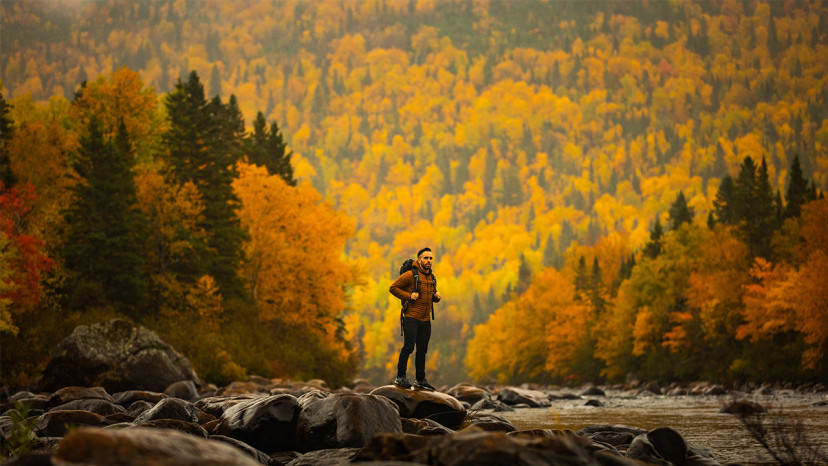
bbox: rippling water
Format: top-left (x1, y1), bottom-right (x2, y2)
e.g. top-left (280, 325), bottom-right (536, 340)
top-left (492, 391), bottom-right (828, 465)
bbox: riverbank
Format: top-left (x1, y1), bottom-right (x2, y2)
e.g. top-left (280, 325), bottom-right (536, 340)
top-left (3, 378), bottom-right (827, 465)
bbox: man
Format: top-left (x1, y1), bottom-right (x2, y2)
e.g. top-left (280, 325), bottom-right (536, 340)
top-left (389, 247), bottom-right (442, 390)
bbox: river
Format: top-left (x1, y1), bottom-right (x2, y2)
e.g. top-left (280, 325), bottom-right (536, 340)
top-left (492, 390), bottom-right (828, 465)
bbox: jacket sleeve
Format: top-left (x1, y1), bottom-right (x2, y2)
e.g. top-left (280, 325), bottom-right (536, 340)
top-left (389, 271), bottom-right (415, 301)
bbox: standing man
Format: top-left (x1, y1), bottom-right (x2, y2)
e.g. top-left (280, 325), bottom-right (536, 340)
top-left (390, 247), bottom-right (442, 390)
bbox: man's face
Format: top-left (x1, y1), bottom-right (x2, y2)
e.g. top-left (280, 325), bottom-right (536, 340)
top-left (418, 251), bottom-right (433, 271)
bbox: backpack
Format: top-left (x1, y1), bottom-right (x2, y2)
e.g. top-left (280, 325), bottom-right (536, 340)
top-left (398, 258), bottom-right (437, 335)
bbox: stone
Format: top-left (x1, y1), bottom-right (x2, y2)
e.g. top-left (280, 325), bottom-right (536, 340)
top-left (164, 380), bottom-right (199, 401)
top-left (463, 413), bottom-right (518, 433)
top-left (445, 383), bottom-right (490, 404)
top-left (285, 448), bottom-right (360, 466)
top-left (112, 390), bottom-right (167, 407)
top-left (581, 387), bottom-right (606, 397)
top-left (370, 385), bottom-right (466, 430)
top-left (497, 386), bottom-right (551, 407)
top-left (209, 434), bottom-right (275, 465)
top-left (37, 319), bottom-right (200, 394)
top-left (34, 410), bottom-right (105, 437)
top-left (195, 394), bottom-right (260, 418)
top-left (140, 419), bottom-right (209, 438)
top-left (401, 417), bottom-right (454, 436)
top-left (48, 399), bottom-right (126, 417)
top-left (134, 397), bottom-right (200, 424)
top-left (53, 426), bottom-right (261, 465)
top-left (44, 387), bottom-right (113, 410)
top-left (296, 393), bottom-right (402, 451)
top-left (213, 394), bottom-right (300, 453)
top-left (627, 427), bottom-right (721, 466)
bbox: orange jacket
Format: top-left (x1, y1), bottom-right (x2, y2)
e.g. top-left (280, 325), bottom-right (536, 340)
top-left (389, 261), bottom-right (440, 321)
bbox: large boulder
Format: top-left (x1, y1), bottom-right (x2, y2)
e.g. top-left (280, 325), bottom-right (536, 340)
top-left (370, 385), bottom-right (466, 430)
top-left (37, 319), bottom-right (199, 394)
top-left (53, 427), bottom-right (260, 465)
top-left (213, 394), bottom-right (300, 453)
top-left (627, 427), bottom-right (721, 465)
top-left (296, 393), bottom-right (402, 451)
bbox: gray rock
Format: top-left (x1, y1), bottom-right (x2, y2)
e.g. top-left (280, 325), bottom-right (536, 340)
top-left (53, 426), bottom-right (261, 465)
top-left (296, 393), bottom-right (402, 451)
top-left (497, 386), bottom-right (551, 407)
top-left (134, 397), bottom-right (200, 424)
top-left (37, 319), bottom-right (200, 394)
top-left (48, 398), bottom-right (126, 416)
top-left (164, 380), bottom-right (199, 401)
top-left (627, 427), bottom-right (721, 465)
top-left (213, 394), bottom-right (300, 453)
top-left (45, 386), bottom-right (113, 410)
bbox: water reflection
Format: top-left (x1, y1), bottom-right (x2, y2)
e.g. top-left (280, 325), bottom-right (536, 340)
top-left (493, 392), bottom-right (828, 465)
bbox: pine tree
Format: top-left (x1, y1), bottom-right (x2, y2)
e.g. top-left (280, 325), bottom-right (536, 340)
top-left (164, 72), bottom-right (248, 299)
top-left (246, 111), bottom-right (296, 186)
top-left (644, 217), bottom-right (663, 259)
top-left (785, 154), bottom-right (808, 219)
top-left (62, 119), bottom-right (148, 315)
top-left (517, 253), bottom-right (531, 295)
top-left (713, 175), bottom-right (736, 225)
top-left (668, 191), bottom-right (694, 230)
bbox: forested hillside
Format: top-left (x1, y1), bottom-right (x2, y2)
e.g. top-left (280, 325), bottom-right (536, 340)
top-left (1, 0), bottom-right (827, 386)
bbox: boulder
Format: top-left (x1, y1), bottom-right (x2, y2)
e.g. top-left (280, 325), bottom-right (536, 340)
top-left (209, 434), bottom-right (275, 465)
top-left (48, 399), bottom-right (126, 417)
top-left (140, 419), bottom-right (209, 438)
top-left (445, 383), bottom-right (490, 404)
top-left (195, 394), bottom-right (260, 418)
top-left (581, 387), bottom-right (606, 397)
top-left (134, 397), bottom-right (200, 425)
top-left (370, 385), bottom-right (467, 430)
top-left (286, 448), bottom-right (360, 466)
top-left (296, 393), bottom-right (402, 451)
top-left (164, 380), bottom-right (199, 401)
top-left (401, 417), bottom-right (454, 436)
top-left (37, 319), bottom-right (199, 394)
top-left (44, 386), bottom-right (113, 410)
top-left (627, 427), bottom-right (721, 466)
top-left (213, 394), bottom-right (300, 453)
top-left (34, 410), bottom-right (105, 437)
top-left (464, 413), bottom-right (518, 433)
top-left (497, 386), bottom-right (551, 407)
top-left (112, 390), bottom-right (167, 407)
top-left (53, 426), bottom-right (261, 465)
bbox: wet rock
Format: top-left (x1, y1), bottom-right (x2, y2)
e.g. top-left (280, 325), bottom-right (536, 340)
top-left (585, 399), bottom-right (603, 407)
top-left (103, 412), bottom-right (135, 424)
top-left (112, 390), bottom-right (167, 407)
top-left (213, 394), bottom-right (300, 453)
top-left (581, 387), bottom-right (606, 397)
top-left (35, 410), bottom-right (105, 437)
top-left (401, 417), bottom-right (454, 436)
top-left (48, 398), bottom-right (126, 417)
top-left (719, 400), bottom-right (767, 415)
top-left (37, 319), bottom-right (200, 394)
top-left (446, 383), bottom-right (490, 404)
top-left (195, 394), bottom-right (260, 418)
top-left (469, 397), bottom-right (514, 412)
top-left (210, 434), bottom-right (275, 465)
top-left (140, 419), bottom-right (209, 438)
top-left (463, 413), bottom-right (518, 433)
top-left (286, 447), bottom-right (360, 465)
top-left (627, 427), bottom-right (721, 466)
top-left (126, 400), bottom-right (154, 417)
top-left (296, 393), bottom-right (402, 451)
top-left (134, 397), bottom-right (200, 424)
top-left (164, 379), bottom-right (199, 401)
top-left (53, 426), bottom-right (261, 465)
top-left (370, 385), bottom-right (466, 429)
top-left (497, 386), bottom-right (551, 407)
top-left (44, 386), bottom-right (113, 410)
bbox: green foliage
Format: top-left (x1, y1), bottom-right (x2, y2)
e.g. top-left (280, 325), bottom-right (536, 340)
top-left (2, 401), bottom-right (36, 458)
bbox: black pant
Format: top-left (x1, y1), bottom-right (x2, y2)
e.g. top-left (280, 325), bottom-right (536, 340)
top-left (397, 316), bottom-right (431, 380)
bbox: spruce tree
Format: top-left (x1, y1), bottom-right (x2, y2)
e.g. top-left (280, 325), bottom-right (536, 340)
top-left (164, 72), bottom-right (248, 299)
top-left (668, 191), bottom-right (694, 230)
top-left (62, 119), bottom-right (148, 315)
top-left (785, 154), bottom-right (808, 219)
top-left (644, 217), bottom-right (663, 259)
top-left (713, 175), bottom-right (736, 225)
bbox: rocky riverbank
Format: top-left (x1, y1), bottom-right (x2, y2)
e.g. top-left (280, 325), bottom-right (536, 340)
top-left (2, 319), bottom-right (826, 465)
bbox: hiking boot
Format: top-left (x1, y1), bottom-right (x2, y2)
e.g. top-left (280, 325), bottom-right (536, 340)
top-left (394, 376), bottom-right (412, 389)
top-left (414, 379), bottom-right (436, 391)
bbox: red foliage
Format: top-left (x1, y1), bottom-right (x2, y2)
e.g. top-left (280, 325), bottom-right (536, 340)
top-left (0, 182), bottom-right (55, 309)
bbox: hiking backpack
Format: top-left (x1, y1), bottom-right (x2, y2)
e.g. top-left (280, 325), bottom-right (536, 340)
top-left (398, 258), bottom-right (437, 334)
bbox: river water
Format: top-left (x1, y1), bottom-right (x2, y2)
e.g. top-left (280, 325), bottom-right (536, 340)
top-left (492, 390), bottom-right (828, 465)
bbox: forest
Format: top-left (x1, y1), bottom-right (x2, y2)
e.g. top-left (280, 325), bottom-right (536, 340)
top-left (1, 0), bottom-right (827, 388)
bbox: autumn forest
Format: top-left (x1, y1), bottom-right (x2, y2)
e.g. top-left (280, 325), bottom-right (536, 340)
top-left (1, 0), bottom-right (827, 388)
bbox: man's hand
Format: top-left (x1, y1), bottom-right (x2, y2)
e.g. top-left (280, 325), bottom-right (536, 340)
top-left (434, 292), bottom-right (442, 300)
top-left (411, 292), bottom-right (419, 301)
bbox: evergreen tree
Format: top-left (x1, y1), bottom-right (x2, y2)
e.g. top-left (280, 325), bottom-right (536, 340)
top-left (590, 257), bottom-right (607, 314)
top-left (245, 111), bottom-right (296, 186)
top-left (209, 65), bottom-right (222, 98)
top-left (668, 191), bottom-right (694, 230)
top-left (164, 72), bottom-right (248, 299)
top-left (785, 154), bottom-right (808, 219)
top-left (517, 253), bottom-right (531, 295)
top-left (713, 175), bottom-right (736, 225)
top-left (644, 217), bottom-right (663, 259)
top-left (62, 119), bottom-right (147, 316)
top-left (0, 93), bottom-right (16, 188)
